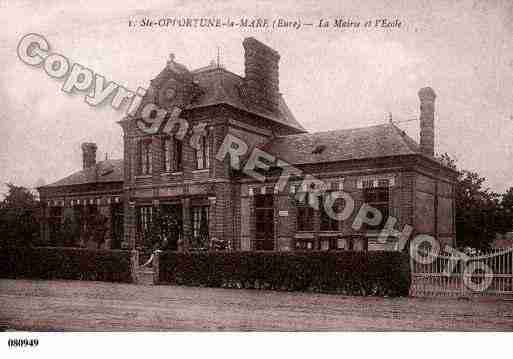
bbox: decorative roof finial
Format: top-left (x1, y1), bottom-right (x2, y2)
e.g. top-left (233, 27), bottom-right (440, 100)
top-left (169, 53), bottom-right (175, 63)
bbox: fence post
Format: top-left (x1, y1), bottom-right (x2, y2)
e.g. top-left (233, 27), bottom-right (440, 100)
top-left (130, 249), bottom-right (139, 283)
top-left (153, 250), bottom-right (161, 285)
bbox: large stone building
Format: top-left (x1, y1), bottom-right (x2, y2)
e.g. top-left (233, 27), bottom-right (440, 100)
top-left (38, 37), bottom-right (458, 252)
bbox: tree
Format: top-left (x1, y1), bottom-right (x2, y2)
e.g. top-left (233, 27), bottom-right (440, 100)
top-left (438, 153), bottom-right (513, 250)
top-left (0, 183), bottom-right (40, 248)
top-left (495, 187), bottom-right (513, 235)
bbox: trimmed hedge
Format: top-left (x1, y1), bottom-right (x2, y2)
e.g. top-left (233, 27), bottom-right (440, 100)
top-left (156, 251), bottom-right (411, 297)
top-left (0, 247), bottom-right (138, 283)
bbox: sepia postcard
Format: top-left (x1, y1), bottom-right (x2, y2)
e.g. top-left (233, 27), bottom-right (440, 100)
top-left (0, 0), bottom-right (512, 357)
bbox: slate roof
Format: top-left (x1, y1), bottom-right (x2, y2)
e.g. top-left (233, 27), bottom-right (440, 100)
top-left (266, 123), bottom-right (421, 165)
top-left (190, 67), bottom-right (306, 132)
top-left (139, 63), bottom-right (306, 133)
top-left (41, 159), bottom-right (123, 188)
top-left (40, 124), bottom-right (442, 188)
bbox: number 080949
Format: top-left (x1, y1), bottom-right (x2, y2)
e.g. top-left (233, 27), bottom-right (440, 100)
top-left (8, 338), bottom-right (39, 348)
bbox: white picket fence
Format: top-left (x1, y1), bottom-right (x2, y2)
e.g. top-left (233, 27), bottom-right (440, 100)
top-left (410, 247), bottom-right (513, 297)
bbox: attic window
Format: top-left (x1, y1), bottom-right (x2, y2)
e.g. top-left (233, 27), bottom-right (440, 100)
top-left (312, 145), bottom-right (326, 154)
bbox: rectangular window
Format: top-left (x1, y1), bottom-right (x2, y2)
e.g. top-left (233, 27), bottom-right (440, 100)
top-left (111, 203), bottom-right (124, 249)
top-left (195, 135), bottom-right (210, 170)
top-left (362, 180), bottom-right (390, 230)
top-left (319, 193), bottom-right (339, 231)
top-left (162, 137), bottom-right (183, 172)
top-left (72, 205), bottom-right (84, 235)
top-left (137, 206), bottom-right (153, 237)
top-left (191, 206), bottom-right (209, 248)
top-left (173, 139), bottom-right (183, 171)
top-left (48, 206), bottom-right (62, 241)
top-left (254, 194), bottom-right (274, 250)
top-left (139, 140), bottom-right (152, 175)
top-left (163, 137), bottom-right (171, 172)
top-left (296, 193), bottom-right (314, 231)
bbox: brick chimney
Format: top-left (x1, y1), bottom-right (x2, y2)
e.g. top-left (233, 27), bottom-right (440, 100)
top-left (81, 142), bottom-right (97, 169)
top-left (243, 37), bottom-right (280, 113)
top-left (418, 87), bottom-right (436, 157)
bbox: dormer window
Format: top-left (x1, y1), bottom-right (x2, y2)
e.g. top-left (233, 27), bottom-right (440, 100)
top-left (139, 139), bottom-right (152, 175)
top-left (312, 145), bottom-right (326, 154)
top-left (195, 135), bottom-right (210, 170)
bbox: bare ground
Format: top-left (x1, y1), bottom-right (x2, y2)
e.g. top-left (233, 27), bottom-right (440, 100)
top-left (0, 279), bottom-right (512, 331)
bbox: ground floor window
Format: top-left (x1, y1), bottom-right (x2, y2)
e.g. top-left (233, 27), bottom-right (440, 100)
top-left (319, 193), bottom-right (341, 231)
top-left (191, 205), bottom-right (209, 249)
top-left (48, 206), bottom-right (62, 242)
top-left (362, 180), bottom-right (390, 230)
top-left (137, 206), bottom-right (153, 244)
top-left (111, 203), bottom-right (124, 249)
top-left (296, 193), bottom-right (314, 232)
top-left (254, 194), bottom-right (274, 250)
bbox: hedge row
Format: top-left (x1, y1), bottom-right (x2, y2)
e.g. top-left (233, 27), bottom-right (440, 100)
top-left (0, 247), bottom-right (138, 283)
top-left (156, 251), bottom-right (411, 297)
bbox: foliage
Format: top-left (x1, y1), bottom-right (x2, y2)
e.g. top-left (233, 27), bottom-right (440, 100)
top-left (0, 247), bottom-right (137, 283)
top-left (157, 251), bottom-right (411, 297)
top-left (143, 209), bottom-right (181, 251)
top-left (437, 153), bottom-right (513, 250)
top-left (0, 183), bottom-right (40, 249)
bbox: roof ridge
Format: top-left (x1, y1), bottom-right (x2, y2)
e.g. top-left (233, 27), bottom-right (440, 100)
top-left (274, 123), bottom-right (391, 139)
top-left (41, 159), bottom-right (124, 188)
top-left (192, 66), bottom-right (243, 80)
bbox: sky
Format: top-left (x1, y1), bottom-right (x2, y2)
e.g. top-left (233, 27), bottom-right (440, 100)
top-left (0, 0), bottom-right (512, 197)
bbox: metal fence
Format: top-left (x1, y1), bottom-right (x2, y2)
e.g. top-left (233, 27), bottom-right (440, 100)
top-left (410, 247), bottom-right (513, 297)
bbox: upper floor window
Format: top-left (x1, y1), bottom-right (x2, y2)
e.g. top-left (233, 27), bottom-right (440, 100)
top-left (195, 135), bottom-right (210, 170)
top-left (162, 137), bottom-right (183, 172)
top-left (139, 139), bottom-right (152, 175)
top-left (362, 179), bottom-right (390, 229)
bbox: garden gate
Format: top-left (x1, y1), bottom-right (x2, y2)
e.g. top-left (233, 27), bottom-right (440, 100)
top-left (410, 247), bottom-right (513, 297)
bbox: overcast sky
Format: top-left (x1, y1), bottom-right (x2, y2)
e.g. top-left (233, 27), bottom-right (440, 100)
top-left (1, 0), bottom-right (512, 196)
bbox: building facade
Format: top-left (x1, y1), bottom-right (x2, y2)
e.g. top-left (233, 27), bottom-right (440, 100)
top-left (38, 37), bottom-right (457, 252)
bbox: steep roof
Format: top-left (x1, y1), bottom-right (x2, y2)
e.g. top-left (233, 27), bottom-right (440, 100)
top-left (191, 67), bottom-right (305, 132)
top-left (41, 159), bottom-right (123, 188)
top-left (140, 63), bottom-right (306, 133)
top-left (266, 124), bottom-right (421, 165)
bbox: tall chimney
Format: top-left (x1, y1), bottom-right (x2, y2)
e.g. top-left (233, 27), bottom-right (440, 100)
top-left (81, 142), bottom-right (97, 169)
top-left (243, 37), bottom-right (280, 113)
top-left (418, 87), bottom-right (436, 157)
